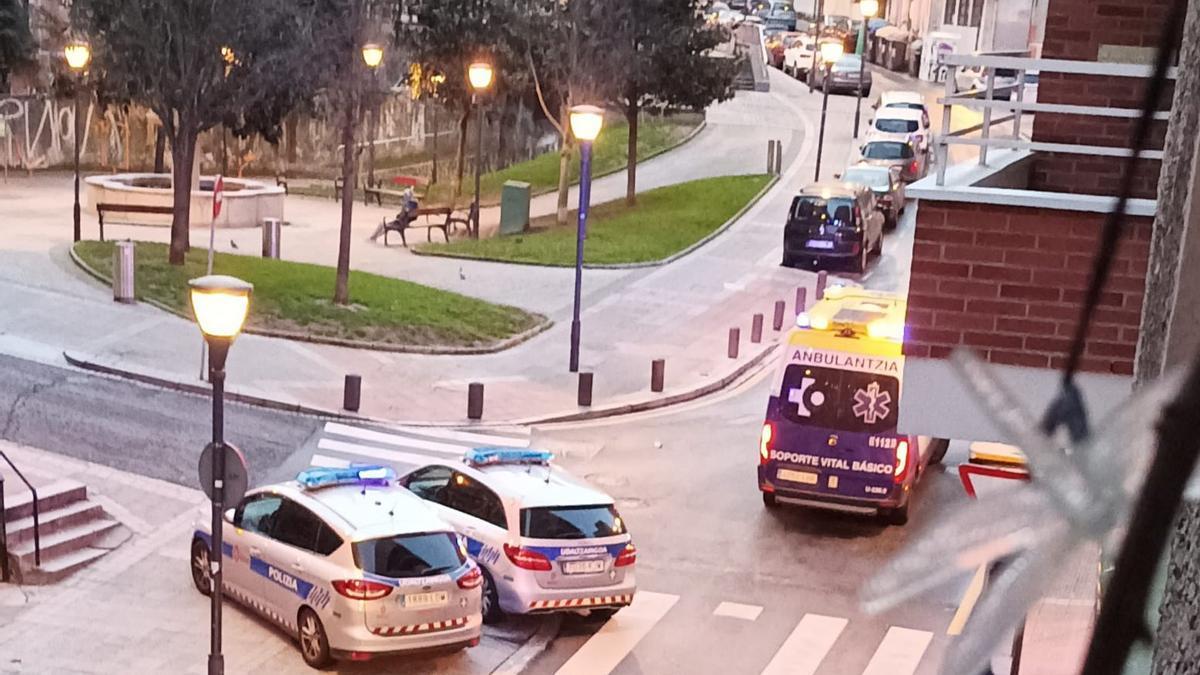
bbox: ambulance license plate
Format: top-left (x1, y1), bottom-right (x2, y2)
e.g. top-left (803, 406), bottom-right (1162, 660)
top-left (778, 469), bottom-right (818, 485)
top-left (563, 559), bottom-right (606, 575)
top-left (402, 591), bottom-right (448, 608)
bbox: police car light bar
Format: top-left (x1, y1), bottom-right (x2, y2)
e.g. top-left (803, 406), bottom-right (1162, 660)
top-left (464, 448), bottom-right (553, 467)
top-left (296, 465), bottom-right (396, 490)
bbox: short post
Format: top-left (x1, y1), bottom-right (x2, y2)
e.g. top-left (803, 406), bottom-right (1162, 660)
top-left (816, 271), bottom-right (828, 300)
top-left (775, 140), bottom-right (784, 174)
top-left (773, 300), bottom-right (786, 331)
top-left (795, 287), bottom-right (807, 315)
top-left (262, 218), bottom-right (281, 259)
top-left (650, 359), bottom-right (665, 393)
top-left (467, 382), bottom-right (484, 420)
top-left (766, 140), bottom-right (776, 175)
top-left (577, 372), bottom-right (593, 407)
top-left (343, 374), bottom-right (361, 412)
top-left (113, 240), bottom-right (136, 304)
top-left (751, 314), bottom-right (764, 343)
top-left (728, 328), bottom-right (740, 359)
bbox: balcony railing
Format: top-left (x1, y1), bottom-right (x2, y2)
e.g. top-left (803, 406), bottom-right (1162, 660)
top-left (933, 53), bottom-right (1176, 186)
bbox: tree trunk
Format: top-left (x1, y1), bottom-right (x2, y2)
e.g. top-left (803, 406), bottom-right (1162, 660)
top-left (167, 122), bottom-right (197, 266)
top-left (1149, 1), bottom-right (1200, 671)
top-left (454, 108), bottom-right (470, 200)
top-left (285, 114), bottom-right (298, 167)
top-left (366, 102), bottom-right (378, 187)
top-left (556, 105), bottom-right (572, 226)
top-left (153, 126), bottom-right (166, 173)
top-left (625, 94), bottom-right (639, 207)
top-left (333, 87), bottom-right (359, 306)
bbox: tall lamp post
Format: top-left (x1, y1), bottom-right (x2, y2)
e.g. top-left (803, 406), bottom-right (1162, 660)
top-left (189, 274), bottom-right (252, 675)
top-left (219, 46), bottom-right (235, 176)
top-left (429, 73), bottom-right (446, 184)
top-left (567, 105), bottom-right (604, 373)
top-left (814, 40), bottom-right (844, 182)
top-left (361, 43), bottom-right (385, 188)
top-left (64, 41), bottom-right (90, 243)
top-left (852, 0), bottom-right (879, 139)
top-left (467, 61), bottom-right (494, 239)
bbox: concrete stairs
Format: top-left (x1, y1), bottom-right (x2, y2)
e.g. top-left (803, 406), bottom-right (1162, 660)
top-left (2, 477), bottom-right (129, 584)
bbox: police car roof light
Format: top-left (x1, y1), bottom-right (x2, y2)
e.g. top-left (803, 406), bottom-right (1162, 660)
top-left (296, 465), bottom-right (396, 490)
top-left (464, 447), bottom-right (553, 467)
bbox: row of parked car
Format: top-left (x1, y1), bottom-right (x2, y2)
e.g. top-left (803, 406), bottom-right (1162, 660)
top-left (782, 90), bottom-right (933, 275)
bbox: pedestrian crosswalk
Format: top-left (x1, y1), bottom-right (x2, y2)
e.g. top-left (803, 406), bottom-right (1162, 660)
top-left (303, 423), bottom-right (939, 675)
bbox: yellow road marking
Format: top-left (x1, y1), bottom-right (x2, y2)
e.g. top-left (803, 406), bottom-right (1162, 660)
top-left (947, 564), bottom-right (988, 636)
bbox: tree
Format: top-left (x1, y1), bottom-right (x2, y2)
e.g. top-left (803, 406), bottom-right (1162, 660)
top-left (71, 0), bottom-right (334, 265)
top-left (606, 0), bottom-right (738, 205)
top-left (0, 0), bottom-right (34, 92)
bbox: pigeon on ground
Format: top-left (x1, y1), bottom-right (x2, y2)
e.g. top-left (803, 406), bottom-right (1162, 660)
top-left (230, 239), bottom-right (239, 250)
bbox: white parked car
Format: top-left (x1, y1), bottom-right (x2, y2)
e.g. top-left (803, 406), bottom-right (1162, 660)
top-left (399, 448), bottom-right (637, 623)
top-left (191, 466), bottom-right (483, 669)
top-left (782, 33), bottom-right (817, 79)
top-left (867, 107), bottom-right (931, 155)
top-left (954, 65), bottom-right (1020, 97)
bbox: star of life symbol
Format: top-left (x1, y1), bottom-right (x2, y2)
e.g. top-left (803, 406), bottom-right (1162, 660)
top-left (852, 381), bottom-right (891, 424)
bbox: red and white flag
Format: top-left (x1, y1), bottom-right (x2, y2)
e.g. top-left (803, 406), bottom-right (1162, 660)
top-left (212, 175), bottom-right (225, 220)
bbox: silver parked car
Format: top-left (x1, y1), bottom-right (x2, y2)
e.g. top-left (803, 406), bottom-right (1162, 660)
top-left (858, 139), bottom-right (926, 183)
top-left (399, 448), bottom-right (637, 623)
top-left (191, 466), bottom-right (483, 669)
top-left (840, 163), bottom-right (906, 229)
top-left (810, 54), bottom-right (873, 95)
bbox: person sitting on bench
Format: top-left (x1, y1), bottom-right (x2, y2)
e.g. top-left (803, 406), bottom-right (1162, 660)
top-left (369, 186), bottom-right (419, 242)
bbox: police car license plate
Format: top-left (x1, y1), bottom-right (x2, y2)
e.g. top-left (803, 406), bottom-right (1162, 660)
top-left (402, 591), bottom-right (448, 608)
top-left (806, 239), bottom-right (834, 250)
top-left (563, 559), bottom-right (606, 575)
top-left (778, 468), bottom-right (818, 485)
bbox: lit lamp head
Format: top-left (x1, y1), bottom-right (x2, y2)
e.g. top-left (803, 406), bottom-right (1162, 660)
top-left (569, 105), bottom-right (605, 143)
top-left (860, 0), bottom-right (880, 18)
top-left (361, 42), bottom-right (384, 69)
top-left (64, 41), bottom-right (91, 72)
top-left (189, 275), bottom-right (253, 368)
top-left (467, 61), bottom-right (494, 92)
top-left (820, 40), bottom-right (845, 65)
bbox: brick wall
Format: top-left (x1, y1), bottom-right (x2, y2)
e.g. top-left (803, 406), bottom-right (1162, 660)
top-left (1029, 0), bottom-right (1177, 198)
top-left (905, 200), bottom-right (1150, 375)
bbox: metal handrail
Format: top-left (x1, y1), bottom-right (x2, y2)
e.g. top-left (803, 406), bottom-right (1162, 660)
top-left (0, 451), bottom-right (40, 572)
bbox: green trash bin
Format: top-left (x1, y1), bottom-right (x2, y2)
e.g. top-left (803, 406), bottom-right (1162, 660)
top-left (499, 180), bottom-right (531, 236)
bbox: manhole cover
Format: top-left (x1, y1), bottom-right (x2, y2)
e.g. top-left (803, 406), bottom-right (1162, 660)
top-left (617, 497), bottom-right (649, 509)
top-left (585, 473), bottom-right (630, 488)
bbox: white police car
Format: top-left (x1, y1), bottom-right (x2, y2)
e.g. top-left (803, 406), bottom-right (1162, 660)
top-left (398, 448), bottom-right (637, 623)
top-left (190, 466), bottom-right (483, 668)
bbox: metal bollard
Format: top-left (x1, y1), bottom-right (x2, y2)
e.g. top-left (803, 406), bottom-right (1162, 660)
top-left (343, 374), bottom-right (361, 412)
top-left (751, 314), bottom-right (764, 343)
top-left (773, 300), bottom-right (786, 331)
top-left (578, 372), bottom-right (594, 407)
top-left (766, 141), bottom-right (776, 175)
top-left (775, 140), bottom-right (784, 174)
top-left (728, 328), bottom-right (740, 359)
top-left (113, 240), bottom-right (136, 303)
top-left (650, 359), bottom-right (665, 393)
top-left (467, 382), bottom-right (484, 420)
top-left (816, 271), bottom-right (828, 300)
top-left (795, 287), bottom-right (807, 315)
top-left (262, 218), bottom-right (282, 259)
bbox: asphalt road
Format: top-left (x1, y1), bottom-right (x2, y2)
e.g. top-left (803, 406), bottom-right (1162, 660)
top-left (524, 368), bottom-right (975, 675)
top-left (0, 353), bottom-right (321, 487)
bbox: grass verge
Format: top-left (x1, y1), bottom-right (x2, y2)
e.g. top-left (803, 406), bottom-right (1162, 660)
top-left (417, 174), bottom-right (773, 266)
top-left (74, 241), bottom-right (541, 348)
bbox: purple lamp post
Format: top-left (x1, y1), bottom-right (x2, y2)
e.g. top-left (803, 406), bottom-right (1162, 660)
top-left (567, 105), bottom-right (604, 373)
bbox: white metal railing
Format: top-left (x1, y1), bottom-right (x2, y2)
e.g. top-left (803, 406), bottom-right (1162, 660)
top-left (934, 54), bottom-right (1176, 185)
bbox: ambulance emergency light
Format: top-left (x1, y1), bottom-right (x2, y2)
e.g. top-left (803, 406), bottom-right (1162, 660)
top-left (465, 448), bottom-right (553, 467)
top-left (296, 465), bottom-right (396, 490)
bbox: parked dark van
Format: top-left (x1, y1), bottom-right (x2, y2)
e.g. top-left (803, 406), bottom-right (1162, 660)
top-left (782, 182), bottom-right (885, 274)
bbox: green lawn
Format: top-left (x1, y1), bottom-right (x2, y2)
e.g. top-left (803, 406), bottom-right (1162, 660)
top-left (74, 241), bottom-right (541, 347)
top-left (417, 174), bottom-right (773, 266)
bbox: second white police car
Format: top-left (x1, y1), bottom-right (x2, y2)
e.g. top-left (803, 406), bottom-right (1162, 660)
top-left (191, 466), bottom-right (483, 669)
top-left (398, 448), bottom-right (638, 622)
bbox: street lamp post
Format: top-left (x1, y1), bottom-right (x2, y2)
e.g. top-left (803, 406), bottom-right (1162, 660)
top-left (814, 41), bottom-right (844, 182)
top-left (430, 73), bottom-right (445, 184)
top-left (468, 61), bottom-right (494, 239)
top-left (189, 274), bottom-right (252, 675)
top-left (64, 41), bottom-right (90, 243)
top-left (361, 43), bottom-right (384, 189)
top-left (853, 0), bottom-right (879, 139)
top-left (219, 47), bottom-right (235, 176)
top-left (567, 105), bottom-right (604, 373)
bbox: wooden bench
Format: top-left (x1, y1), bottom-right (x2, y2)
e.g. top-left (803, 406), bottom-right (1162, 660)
top-left (382, 207), bottom-right (456, 247)
top-left (364, 175), bottom-right (427, 207)
top-left (96, 203), bottom-right (175, 242)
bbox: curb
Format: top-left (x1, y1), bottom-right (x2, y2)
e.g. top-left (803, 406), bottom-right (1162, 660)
top-left (60, 340), bottom-right (778, 429)
top-left (490, 614), bottom-right (562, 675)
top-left (68, 246), bottom-right (553, 356)
top-left (411, 172), bottom-right (780, 271)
